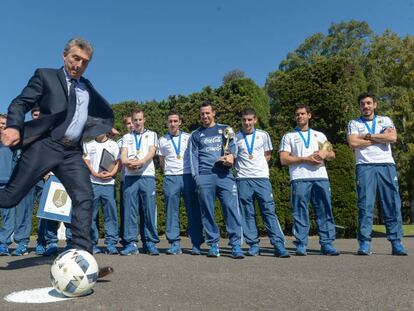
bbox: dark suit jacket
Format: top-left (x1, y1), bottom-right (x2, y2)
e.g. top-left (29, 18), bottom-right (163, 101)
top-left (7, 68), bottom-right (114, 149)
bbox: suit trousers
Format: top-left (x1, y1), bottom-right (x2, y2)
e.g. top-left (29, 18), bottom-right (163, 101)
top-left (0, 136), bottom-right (94, 253)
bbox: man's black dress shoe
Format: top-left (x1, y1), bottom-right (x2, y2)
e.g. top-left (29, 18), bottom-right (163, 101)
top-left (98, 266), bottom-right (114, 278)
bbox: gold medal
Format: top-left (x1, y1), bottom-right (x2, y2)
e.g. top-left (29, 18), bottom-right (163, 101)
top-left (248, 154), bottom-right (253, 160)
top-left (177, 154), bottom-right (181, 159)
top-left (136, 150), bottom-right (140, 156)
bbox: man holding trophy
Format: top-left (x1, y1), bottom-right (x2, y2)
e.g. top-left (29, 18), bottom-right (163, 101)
top-left (279, 104), bottom-right (339, 256)
top-left (190, 101), bottom-right (244, 259)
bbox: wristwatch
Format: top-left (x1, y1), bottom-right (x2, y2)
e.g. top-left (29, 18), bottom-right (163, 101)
top-left (365, 133), bottom-right (372, 140)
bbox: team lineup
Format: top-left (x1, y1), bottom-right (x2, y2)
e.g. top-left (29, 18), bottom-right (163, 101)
top-left (0, 37), bottom-right (408, 296)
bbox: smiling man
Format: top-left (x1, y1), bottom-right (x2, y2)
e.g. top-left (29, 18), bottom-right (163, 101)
top-left (347, 92), bottom-right (407, 256)
top-left (235, 108), bottom-right (289, 258)
top-left (0, 38), bottom-right (114, 276)
top-left (190, 101), bottom-right (244, 259)
top-left (158, 111), bottom-right (203, 255)
top-left (120, 108), bottom-right (159, 256)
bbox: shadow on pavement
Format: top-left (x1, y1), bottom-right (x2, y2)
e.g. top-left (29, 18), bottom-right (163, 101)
top-left (0, 255), bottom-right (53, 270)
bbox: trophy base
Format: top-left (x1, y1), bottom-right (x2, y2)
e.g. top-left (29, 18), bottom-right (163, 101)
top-left (214, 159), bottom-right (231, 170)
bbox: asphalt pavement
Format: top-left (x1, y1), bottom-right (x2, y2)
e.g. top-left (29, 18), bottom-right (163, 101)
top-left (0, 237), bottom-right (413, 311)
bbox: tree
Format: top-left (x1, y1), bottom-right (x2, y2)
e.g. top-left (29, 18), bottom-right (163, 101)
top-left (222, 69), bottom-right (246, 84)
top-left (280, 20), bottom-right (373, 71)
top-left (267, 20), bottom-right (414, 226)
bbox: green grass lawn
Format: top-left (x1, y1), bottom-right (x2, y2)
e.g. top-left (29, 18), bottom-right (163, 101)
top-left (372, 224), bottom-right (414, 236)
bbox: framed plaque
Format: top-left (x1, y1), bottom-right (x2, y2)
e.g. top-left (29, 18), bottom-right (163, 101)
top-left (36, 175), bottom-right (72, 223)
top-left (99, 148), bottom-right (116, 172)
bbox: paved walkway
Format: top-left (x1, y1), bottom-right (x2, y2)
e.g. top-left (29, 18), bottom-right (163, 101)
top-left (0, 237), bottom-right (413, 310)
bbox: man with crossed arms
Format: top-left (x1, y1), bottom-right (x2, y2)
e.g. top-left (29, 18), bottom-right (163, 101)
top-left (347, 92), bottom-right (407, 256)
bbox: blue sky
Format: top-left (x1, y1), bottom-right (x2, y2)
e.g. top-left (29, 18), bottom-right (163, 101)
top-left (1, 1), bottom-right (413, 114)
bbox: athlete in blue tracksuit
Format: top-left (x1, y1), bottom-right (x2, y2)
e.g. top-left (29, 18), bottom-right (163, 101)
top-left (190, 101), bottom-right (244, 259)
top-left (235, 108), bottom-right (290, 258)
top-left (280, 104), bottom-right (339, 256)
top-left (347, 92), bottom-right (407, 256)
top-left (0, 127), bottom-right (17, 256)
top-left (120, 108), bottom-right (160, 256)
top-left (0, 114), bottom-right (34, 256)
top-left (158, 111), bottom-right (203, 255)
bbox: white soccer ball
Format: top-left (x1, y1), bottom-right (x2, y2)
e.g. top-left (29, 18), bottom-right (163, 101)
top-left (50, 249), bottom-right (99, 297)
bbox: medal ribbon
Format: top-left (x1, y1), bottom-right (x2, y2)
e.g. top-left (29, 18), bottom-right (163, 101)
top-left (361, 115), bottom-right (376, 134)
top-left (243, 129), bottom-right (256, 158)
top-left (295, 128), bottom-right (311, 149)
top-left (134, 129), bottom-right (144, 153)
top-left (169, 131), bottom-right (181, 158)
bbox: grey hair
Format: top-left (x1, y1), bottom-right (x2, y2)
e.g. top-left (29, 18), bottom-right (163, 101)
top-left (0, 113), bottom-right (7, 119)
top-left (63, 37), bottom-right (94, 58)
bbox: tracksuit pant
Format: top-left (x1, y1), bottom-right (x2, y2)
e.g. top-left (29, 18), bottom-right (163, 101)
top-left (35, 180), bottom-right (59, 245)
top-left (123, 176), bottom-right (160, 245)
top-left (356, 164), bottom-right (403, 242)
top-left (164, 174), bottom-right (203, 247)
top-left (196, 173), bottom-right (242, 246)
top-left (290, 179), bottom-right (336, 246)
top-left (0, 184), bottom-right (34, 246)
top-left (91, 183), bottom-right (119, 246)
top-left (237, 178), bottom-right (285, 246)
top-left (119, 178), bottom-right (146, 247)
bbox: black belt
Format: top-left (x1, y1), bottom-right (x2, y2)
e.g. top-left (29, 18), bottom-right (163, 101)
top-left (57, 138), bottom-right (79, 147)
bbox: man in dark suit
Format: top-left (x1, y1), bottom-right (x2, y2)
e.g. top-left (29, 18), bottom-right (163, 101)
top-left (0, 38), bottom-right (114, 273)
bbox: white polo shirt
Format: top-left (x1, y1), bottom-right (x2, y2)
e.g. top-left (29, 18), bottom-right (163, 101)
top-left (158, 131), bottom-right (191, 175)
top-left (235, 129), bottom-right (272, 179)
top-left (279, 129), bottom-right (329, 181)
top-left (121, 129), bottom-right (158, 177)
top-left (347, 115), bottom-right (395, 165)
top-left (83, 138), bottom-right (119, 185)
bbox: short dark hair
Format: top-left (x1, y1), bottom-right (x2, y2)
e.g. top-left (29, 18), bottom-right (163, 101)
top-left (241, 108), bottom-right (256, 117)
top-left (122, 114), bottom-right (132, 123)
top-left (357, 92), bottom-right (377, 104)
top-left (167, 110), bottom-right (181, 119)
top-left (294, 104), bottom-right (311, 114)
top-left (131, 108), bottom-right (145, 118)
top-left (200, 100), bottom-right (215, 111)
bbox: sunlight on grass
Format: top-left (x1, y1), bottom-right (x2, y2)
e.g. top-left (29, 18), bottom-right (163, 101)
top-left (372, 224), bottom-right (414, 236)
